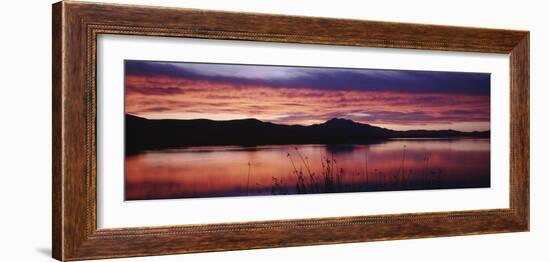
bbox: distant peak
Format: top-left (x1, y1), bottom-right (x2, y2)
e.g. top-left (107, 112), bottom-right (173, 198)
top-left (324, 118), bottom-right (358, 125)
top-left (239, 118), bottom-right (264, 123)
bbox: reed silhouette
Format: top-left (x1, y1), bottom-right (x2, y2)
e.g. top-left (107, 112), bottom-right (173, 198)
top-left (268, 145), bottom-right (446, 195)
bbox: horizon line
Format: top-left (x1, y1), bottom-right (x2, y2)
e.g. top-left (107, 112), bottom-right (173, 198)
top-left (125, 113), bottom-right (491, 133)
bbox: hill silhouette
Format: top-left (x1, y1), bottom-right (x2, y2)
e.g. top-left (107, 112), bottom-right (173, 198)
top-left (125, 114), bottom-right (490, 153)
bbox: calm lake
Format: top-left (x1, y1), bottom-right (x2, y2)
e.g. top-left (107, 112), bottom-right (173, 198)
top-left (125, 138), bottom-right (490, 200)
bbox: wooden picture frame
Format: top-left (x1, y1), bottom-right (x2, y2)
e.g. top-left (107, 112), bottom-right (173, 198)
top-left (52, 1), bottom-right (529, 261)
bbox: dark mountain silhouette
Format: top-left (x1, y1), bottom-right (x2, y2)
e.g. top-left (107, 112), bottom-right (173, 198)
top-left (125, 114), bottom-right (490, 153)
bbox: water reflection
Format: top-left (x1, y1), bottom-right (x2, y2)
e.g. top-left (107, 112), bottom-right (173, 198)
top-left (125, 138), bottom-right (490, 200)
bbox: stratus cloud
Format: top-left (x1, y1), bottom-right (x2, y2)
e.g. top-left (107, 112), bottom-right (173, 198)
top-left (125, 73), bottom-right (490, 131)
top-left (125, 60), bottom-right (491, 96)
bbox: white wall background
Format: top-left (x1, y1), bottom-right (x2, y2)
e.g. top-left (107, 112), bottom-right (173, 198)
top-left (0, 0), bottom-right (546, 261)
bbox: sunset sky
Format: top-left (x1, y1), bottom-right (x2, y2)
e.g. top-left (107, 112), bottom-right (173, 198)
top-left (125, 60), bottom-right (490, 131)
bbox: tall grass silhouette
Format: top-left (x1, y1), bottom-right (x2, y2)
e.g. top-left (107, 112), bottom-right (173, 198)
top-left (268, 144), bottom-right (444, 195)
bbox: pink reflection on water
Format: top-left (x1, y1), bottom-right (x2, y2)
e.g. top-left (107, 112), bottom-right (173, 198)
top-left (125, 139), bottom-right (490, 200)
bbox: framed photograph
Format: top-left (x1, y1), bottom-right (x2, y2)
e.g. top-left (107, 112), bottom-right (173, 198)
top-left (52, 1), bottom-right (529, 261)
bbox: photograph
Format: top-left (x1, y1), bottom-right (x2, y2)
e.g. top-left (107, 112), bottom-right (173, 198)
top-left (124, 60), bottom-right (491, 200)
top-left (43, 1), bottom-right (534, 261)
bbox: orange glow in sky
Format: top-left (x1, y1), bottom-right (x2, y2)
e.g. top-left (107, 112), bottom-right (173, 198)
top-left (125, 61), bottom-right (490, 132)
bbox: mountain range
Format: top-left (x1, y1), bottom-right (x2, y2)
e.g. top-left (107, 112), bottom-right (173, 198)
top-left (125, 114), bottom-right (489, 153)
